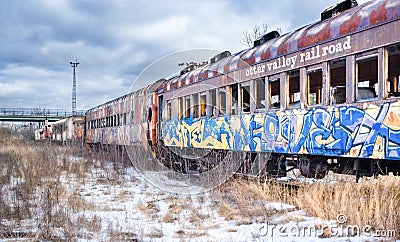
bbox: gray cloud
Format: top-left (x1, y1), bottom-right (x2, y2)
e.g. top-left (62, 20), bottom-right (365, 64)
top-left (0, 0), bottom-right (370, 110)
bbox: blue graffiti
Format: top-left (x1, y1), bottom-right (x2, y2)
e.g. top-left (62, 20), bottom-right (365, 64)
top-left (162, 102), bottom-right (400, 160)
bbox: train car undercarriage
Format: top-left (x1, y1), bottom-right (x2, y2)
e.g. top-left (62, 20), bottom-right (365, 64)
top-left (157, 146), bottom-right (400, 182)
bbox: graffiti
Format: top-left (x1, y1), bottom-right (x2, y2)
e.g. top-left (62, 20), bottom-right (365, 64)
top-left (162, 102), bottom-right (400, 160)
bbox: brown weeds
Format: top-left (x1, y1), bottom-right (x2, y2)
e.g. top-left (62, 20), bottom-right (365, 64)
top-left (295, 176), bottom-right (400, 234)
top-left (217, 174), bottom-right (400, 238)
top-left (0, 127), bottom-right (98, 240)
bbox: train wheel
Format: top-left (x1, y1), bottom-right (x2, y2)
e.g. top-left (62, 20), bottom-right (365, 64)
top-left (265, 154), bottom-right (287, 178)
top-left (298, 155), bottom-right (328, 179)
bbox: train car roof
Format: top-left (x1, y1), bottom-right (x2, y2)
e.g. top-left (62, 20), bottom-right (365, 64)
top-left (86, 78), bottom-right (166, 113)
top-left (161, 0), bottom-right (400, 93)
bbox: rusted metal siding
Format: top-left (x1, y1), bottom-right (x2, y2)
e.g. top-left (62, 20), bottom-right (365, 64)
top-left (85, 79), bottom-right (166, 146)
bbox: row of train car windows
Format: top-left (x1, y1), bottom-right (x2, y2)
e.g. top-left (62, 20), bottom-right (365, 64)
top-left (88, 112), bottom-right (131, 129)
top-left (165, 44), bottom-right (400, 120)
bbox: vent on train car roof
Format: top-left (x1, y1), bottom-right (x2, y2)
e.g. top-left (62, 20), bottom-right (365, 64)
top-left (180, 64), bottom-right (196, 75)
top-left (321, 0), bottom-right (358, 21)
top-left (210, 51), bottom-right (231, 64)
top-left (253, 31), bottom-right (280, 47)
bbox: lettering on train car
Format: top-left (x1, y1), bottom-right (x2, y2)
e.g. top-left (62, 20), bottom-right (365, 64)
top-left (245, 36), bottom-right (352, 77)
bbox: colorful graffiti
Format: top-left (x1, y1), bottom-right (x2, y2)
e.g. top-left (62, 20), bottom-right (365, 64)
top-left (162, 101), bottom-right (400, 160)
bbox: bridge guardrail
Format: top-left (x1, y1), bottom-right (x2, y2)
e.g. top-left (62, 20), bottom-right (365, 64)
top-left (0, 108), bottom-right (86, 117)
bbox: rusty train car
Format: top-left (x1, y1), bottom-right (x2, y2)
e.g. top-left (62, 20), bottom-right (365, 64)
top-left (51, 116), bottom-right (85, 143)
top-left (85, 0), bottom-right (400, 181)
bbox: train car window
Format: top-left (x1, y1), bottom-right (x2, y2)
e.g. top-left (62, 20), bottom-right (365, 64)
top-left (241, 82), bottom-right (251, 113)
top-left (193, 94), bottom-right (199, 118)
top-left (329, 59), bottom-right (346, 104)
top-left (388, 44), bottom-right (400, 97)
top-left (230, 84), bottom-right (239, 115)
top-left (308, 69), bottom-right (322, 105)
top-left (178, 97), bottom-right (183, 119)
top-left (269, 78), bottom-right (280, 109)
top-left (218, 89), bottom-right (227, 115)
top-left (288, 70), bottom-right (300, 108)
top-left (184, 96), bottom-right (191, 118)
top-left (255, 78), bottom-right (266, 110)
top-left (166, 101), bottom-right (171, 120)
top-left (200, 93), bottom-right (207, 117)
top-left (147, 109), bottom-right (151, 123)
top-left (356, 56), bottom-right (378, 101)
top-left (210, 89), bottom-right (217, 116)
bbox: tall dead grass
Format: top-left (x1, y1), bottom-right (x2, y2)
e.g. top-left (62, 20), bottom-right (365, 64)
top-left (0, 127), bottom-right (99, 240)
top-left (296, 176), bottom-right (400, 233)
top-left (214, 179), bottom-right (297, 225)
top-left (218, 175), bottom-right (400, 238)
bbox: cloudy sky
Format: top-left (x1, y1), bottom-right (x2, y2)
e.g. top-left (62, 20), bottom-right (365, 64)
top-left (0, 0), bottom-right (370, 111)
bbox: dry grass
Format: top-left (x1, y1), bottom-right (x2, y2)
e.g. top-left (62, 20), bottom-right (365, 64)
top-left (146, 227), bottom-right (163, 238)
top-left (138, 201), bottom-right (160, 214)
top-left (296, 176), bottom-right (400, 233)
top-left (0, 127), bottom-right (99, 240)
top-left (217, 174), bottom-right (400, 238)
top-left (214, 178), bottom-right (297, 224)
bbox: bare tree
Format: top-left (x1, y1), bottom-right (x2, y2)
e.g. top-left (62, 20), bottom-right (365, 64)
top-left (241, 24), bottom-right (283, 48)
top-left (241, 24), bottom-right (269, 48)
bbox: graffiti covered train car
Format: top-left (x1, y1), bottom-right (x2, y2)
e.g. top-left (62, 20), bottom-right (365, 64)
top-left (85, 0), bottom-right (400, 180)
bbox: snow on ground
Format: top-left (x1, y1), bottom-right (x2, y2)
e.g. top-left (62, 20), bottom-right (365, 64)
top-left (56, 159), bottom-right (389, 242)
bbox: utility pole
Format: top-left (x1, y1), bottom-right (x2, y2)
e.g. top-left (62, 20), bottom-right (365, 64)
top-left (70, 59), bottom-right (79, 116)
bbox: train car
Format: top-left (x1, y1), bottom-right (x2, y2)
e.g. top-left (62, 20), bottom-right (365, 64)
top-left (159, 0), bottom-right (400, 180)
top-left (86, 0), bottom-right (400, 181)
top-left (51, 116), bottom-right (85, 143)
top-left (85, 79), bottom-right (164, 149)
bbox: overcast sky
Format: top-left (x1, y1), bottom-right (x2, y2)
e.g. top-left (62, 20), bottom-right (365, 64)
top-left (0, 0), bottom-right (370, 111)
